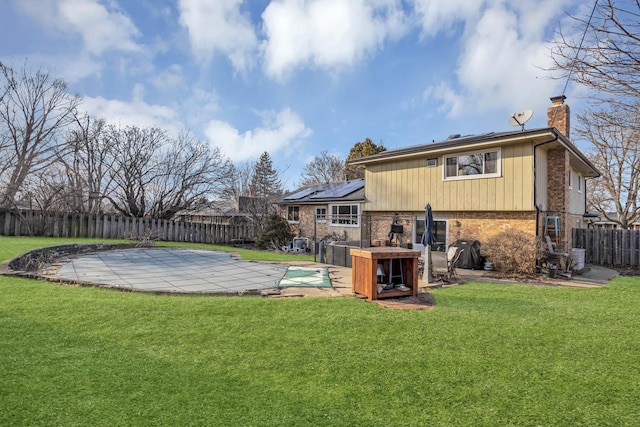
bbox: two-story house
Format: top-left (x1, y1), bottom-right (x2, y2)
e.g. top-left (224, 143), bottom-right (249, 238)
top-left (347, 96), bottom-right (600, 253)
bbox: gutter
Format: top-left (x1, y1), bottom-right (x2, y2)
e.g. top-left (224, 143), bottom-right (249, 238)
top-left (348, 128), bottom-right (560, 165)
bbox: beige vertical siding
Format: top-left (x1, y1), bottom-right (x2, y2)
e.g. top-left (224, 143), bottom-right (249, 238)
top-left (568, 169), bottom-right (586, 215)
top-left (535, 148), bottom-right (548, 210)
top-left (364, 143), bottom-right (535, 211)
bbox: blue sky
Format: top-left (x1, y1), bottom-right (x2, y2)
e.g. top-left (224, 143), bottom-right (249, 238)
top-left (0, 0), bottom-right (591, 190)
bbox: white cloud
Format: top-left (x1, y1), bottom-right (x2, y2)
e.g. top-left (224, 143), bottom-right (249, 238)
top-left (150, 64), bottom-right (186, 91)
top-left (412, 0), bottom-right (480, 38)
top-left (81, 84), bottom-right (181, 133)
top-left (178, 0), bottom-right (258, 71)
top-left (261, 0), bottom-right (408, 80)
top-left (181, 89), bottom-right (220, 131)
top-left (423, 82), bottom-right (466, 116)
top-left (17, 0), bottom-right (141, 55)
top-left (205, 108), bottom-right (312, 161)
top-left (423, 1), bottom-right (571, 118)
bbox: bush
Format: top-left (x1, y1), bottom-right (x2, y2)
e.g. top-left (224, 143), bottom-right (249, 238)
top-left (481, 229), bottom-right (537, 275)
top-left (256, 214), bottom-right (295, 250)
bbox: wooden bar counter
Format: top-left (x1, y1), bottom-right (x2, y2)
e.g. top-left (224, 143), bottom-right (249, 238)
top-left (350, 247), bottom-right (421, 300)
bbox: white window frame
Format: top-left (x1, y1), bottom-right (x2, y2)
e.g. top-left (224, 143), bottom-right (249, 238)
top-left (315, 207), bottom-right (327, 223)
top-left (287, 206), bottom-right (300, 223)
top-left (577, 174), bottom-right (582, 193)
top-left (568, 169), bottom-right (573, 189)
top-left (329, 204), bottom-right (359, 227)
top-left (442, 148), bottom-right (501, 181)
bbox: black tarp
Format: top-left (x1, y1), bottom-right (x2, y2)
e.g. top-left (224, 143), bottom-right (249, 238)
top-left (450, 239), bottom-right (483, 269)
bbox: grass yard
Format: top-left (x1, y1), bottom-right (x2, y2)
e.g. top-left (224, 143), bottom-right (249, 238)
top-left (1, 237), bottom-right (640, 425)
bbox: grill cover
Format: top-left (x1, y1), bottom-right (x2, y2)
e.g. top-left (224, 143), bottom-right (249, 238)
top-left (450, 239), bottom-right (483, 269)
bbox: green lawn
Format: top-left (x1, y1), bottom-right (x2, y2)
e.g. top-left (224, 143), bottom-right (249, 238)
top-left (1, 237), bottom-right (639, 426)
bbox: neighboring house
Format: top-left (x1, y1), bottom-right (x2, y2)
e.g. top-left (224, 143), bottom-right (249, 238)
top-left (591, 212), bottom-right (640, 230)
top-left (279, 180), bottom-right (365, 242)
top-left (173, 201), bottom-right (249, 226)
top-left (347, 96), bottom-right (600, 253)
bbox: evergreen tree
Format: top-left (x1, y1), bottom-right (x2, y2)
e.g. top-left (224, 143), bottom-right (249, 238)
top-left (250, 152), bottom-right (281, 197)
top-left (344, 138), bottom-right (386, 180)
top-left (256, 213), bottom-right (294, 250)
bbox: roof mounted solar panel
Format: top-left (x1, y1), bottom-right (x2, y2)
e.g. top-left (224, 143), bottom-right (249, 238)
top-left (284, 187), bottom-right (317, 200)
top-left (309, 180), bottom-right (363, 199)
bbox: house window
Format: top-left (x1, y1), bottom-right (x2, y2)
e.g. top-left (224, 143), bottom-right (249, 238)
top-left (330, 204), bottom-right (359, 226)
top-left (577, 174), bottom-right (582, 193)
top-left (426, 158), bottom-right (438, 167)
top-left (287, 206), bottom-right (299, 222)
top-left (568, 170), bottom-right (573, 189)
top-left (413, 218), bottom-right (447, 252)
top-left (443, 149), bottom-right (500, 180)
top-left (315, 207), bottom-right (326, 223)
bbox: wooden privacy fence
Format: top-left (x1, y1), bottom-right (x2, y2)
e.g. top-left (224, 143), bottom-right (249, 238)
top-left (0, 209), bottom-right (256, 245)
top-left (572, 228), bottom-right (640, 267)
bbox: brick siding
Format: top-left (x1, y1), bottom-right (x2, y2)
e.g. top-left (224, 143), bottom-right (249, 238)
top-left (366, 211), bottom-right (536, 247)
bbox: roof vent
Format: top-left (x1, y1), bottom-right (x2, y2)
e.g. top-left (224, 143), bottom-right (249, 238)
top-left (448, 134), bottom-right (461, 139)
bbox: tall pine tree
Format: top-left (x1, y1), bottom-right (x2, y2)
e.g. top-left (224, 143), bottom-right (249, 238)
top-left (245, 151), bottom-right (282, 234)
top-left (250, 152), bottom-right (281, 197)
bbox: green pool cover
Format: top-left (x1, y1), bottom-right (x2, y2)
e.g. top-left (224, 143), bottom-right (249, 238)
top-left (278, 266), bottom-right (331, 288)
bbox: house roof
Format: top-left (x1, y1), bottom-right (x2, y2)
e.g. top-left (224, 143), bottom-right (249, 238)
top-left (173, 200), bottom-right (241, 218)
top-left (347, 127), bottom-right (600, 177)
top-left (595, 212), bottom-right (640, 225)
top-left (281, 179), bottom-right (365, 204)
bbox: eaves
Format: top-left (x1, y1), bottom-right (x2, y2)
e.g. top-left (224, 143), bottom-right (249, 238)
top-left (347, 127), bottom-right (600, 177)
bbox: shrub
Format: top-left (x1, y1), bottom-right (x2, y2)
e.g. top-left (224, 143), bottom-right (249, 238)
top-left (256, 214), bottom-right (295, 250)
top-left (481, 229), bottom-right (537, 275)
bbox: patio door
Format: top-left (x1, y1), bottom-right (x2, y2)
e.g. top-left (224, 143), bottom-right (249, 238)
top-left (413, 218), bottom-right (447, 252)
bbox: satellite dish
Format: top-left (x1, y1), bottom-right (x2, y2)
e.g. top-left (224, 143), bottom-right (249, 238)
top-left (509, 109), bottom-right (533, 131)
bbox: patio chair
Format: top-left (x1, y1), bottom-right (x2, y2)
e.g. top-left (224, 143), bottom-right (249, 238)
top-left (446, 247), bottom-right (464, 281)
top-left (545, 235), bottom-right (568, 271)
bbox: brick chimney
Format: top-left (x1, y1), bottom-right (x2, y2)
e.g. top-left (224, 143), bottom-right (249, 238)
top-left (547, 95), bottom-right (570, 138)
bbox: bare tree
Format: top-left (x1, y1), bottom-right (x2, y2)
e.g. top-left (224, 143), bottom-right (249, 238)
top-left (551, 0), bottom-right (640, 226)
top-left (221, 160), bottom-right (255, 208)
top-left (13, 166), bottom-right (71, 235)
top-left (579, 108), bottom-right (640, 228)
top-left (0, 61), bottom-right (80, 208)
top-left (298, 150), bottom-right (344, 187)
top-left (551, 0), bottom-right (640, 111)
top-left (58, 114), bottom-right (112, 213)
top-left (147, 132), bottom-right (233, 219)
top-left (0, 129), bottom-right (13, 183)
top-left (103, 124), bottom-right (167, 217)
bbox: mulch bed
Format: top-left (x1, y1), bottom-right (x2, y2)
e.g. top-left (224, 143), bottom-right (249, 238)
top-left (371, 293), bottom-right (436, 310)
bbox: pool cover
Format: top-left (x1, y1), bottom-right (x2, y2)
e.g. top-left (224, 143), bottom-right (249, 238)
top-left (278, 266), bottom-right (331, 288)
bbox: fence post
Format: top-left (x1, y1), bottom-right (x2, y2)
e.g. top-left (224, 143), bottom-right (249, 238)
top-left (2, 210), bottom-right (10, 236)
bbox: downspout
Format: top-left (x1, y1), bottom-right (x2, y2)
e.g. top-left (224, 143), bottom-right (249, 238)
top-left (533, 135), bottom-right (560, 238)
